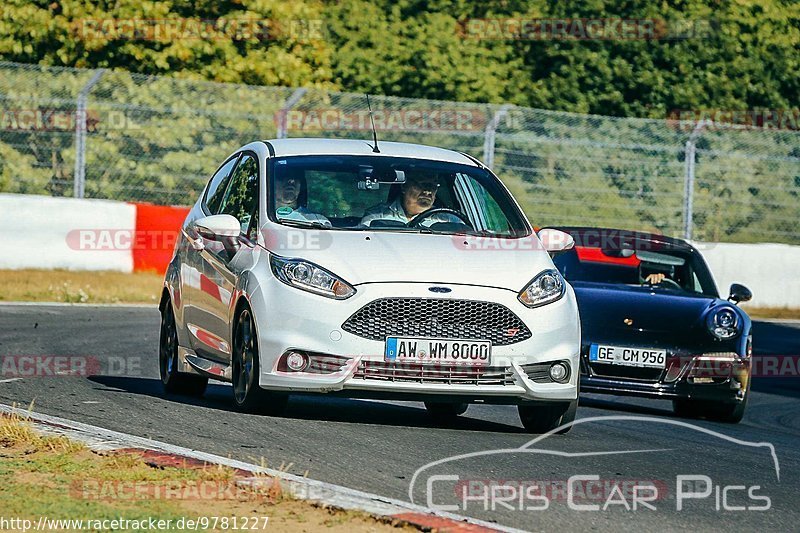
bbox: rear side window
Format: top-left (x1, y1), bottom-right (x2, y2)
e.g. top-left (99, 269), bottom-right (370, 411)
top-left (218, 154), bottom-right (259, 233)
top-left (204, 155), bottom-right (239, 214)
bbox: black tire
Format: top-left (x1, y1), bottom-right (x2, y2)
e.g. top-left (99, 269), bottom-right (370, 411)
top-left (231, 307), bottom-right (288, 415)
top-left (673, 383), bottom-right (749, 424)
top-left (518, 397), bottom-right (578, 434)
top-left (424, 402), bottom-right (468, 420)
top-left (159, 301), bottom-right (208, 397)
top-left (672, 399), bottom-right (698, 419)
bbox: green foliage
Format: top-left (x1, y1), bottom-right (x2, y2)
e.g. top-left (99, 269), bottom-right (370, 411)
top-left (0, 0), bottom-right (797, 243)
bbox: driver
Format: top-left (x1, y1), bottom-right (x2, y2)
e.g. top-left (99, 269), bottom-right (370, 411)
top-left (274, 170), bottom-right (332, 227)
top-left (360, 173), bottom-right (460, 227)
top-left (640, 265), bottom-right (680, 287)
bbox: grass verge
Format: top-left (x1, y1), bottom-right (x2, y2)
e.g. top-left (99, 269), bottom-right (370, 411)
top-left (0, 269), bottom-right (162, 304)
top-left (0, 408), bottom-right (414, 532)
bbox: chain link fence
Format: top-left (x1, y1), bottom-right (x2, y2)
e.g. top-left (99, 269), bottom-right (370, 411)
top-left (1, 61), bottom-right (798, 244)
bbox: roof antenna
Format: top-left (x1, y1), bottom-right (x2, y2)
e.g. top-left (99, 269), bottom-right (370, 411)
top-left (366, 94), bottom-right (380, 153)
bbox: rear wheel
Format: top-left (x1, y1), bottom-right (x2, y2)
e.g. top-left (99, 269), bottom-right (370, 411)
top-left (231, 307), bottom-right (288, 415)
top-left (159, 302), bottom-right (207, 397)
top-left (518, 397), bottom-right (578, 434)
top-left (424, 402), bottom-right (468, 421)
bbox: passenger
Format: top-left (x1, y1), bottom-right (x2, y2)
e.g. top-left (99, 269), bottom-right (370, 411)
top-left (274, 171), bottom-right (331, 227)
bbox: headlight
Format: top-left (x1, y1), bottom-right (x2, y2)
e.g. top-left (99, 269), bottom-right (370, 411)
top-left (269, 254), bottom-right (356, 300)
top-left (518, 269), bottom-right (565, 308)
top-left (707, 307), bottom-right (740, 339)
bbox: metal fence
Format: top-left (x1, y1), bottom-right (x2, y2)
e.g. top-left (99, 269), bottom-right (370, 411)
top-left (1, 61), bottom-right (798, 244)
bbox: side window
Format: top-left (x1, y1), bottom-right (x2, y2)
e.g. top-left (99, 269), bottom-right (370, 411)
top-left (205, 155), bottom-right (239, 214)
top-left (218, 154), bottom-right (259, 233)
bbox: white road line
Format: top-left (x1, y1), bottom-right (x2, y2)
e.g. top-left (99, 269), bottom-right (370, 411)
top-left (0, 403), bottom-right (523, 533)
top-left (0, 378), bottom-right (22, 383)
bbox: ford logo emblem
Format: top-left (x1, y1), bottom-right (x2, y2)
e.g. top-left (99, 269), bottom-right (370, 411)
top-left (428, 286), bottom-right (452, 294)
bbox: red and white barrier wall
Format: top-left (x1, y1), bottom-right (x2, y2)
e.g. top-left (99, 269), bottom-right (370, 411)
top-left (0, 193), bottom-right (189, 274)
top-left (0, 193), bottom-right (797, 309)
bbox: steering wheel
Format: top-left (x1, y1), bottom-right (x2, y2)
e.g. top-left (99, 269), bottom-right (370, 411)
top-left (407, 208), bottom-right (474, 229)
top-left (652, 277), bottom-right (682, 290)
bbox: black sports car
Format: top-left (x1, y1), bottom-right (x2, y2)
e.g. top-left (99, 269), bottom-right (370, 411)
top-left (550, 228), bottom-right (753, 423)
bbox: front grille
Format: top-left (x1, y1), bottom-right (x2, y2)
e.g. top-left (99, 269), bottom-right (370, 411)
top-left (341, 298), bottom-right (531, 346)
top-left (352, 360), bottom-right (515, 386)
top-left (521, 362), bottom-right (554, 383)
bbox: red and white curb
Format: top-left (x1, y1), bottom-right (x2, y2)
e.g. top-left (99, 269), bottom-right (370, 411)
top-left (0, 403), bottom-right (524, 533)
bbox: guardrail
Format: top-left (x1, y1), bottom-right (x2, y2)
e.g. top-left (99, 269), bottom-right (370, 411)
top-left (2, 61), bottom-right (799, 245)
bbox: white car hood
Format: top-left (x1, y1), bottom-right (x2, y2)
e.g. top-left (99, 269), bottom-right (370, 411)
top-left (265, 230), bottom-right (555, 291)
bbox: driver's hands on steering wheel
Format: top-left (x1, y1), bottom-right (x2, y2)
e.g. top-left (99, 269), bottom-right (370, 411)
top-left (406, 207), bottom-right (473, 229)
top-left (645, 273), bottom-right (667, 284)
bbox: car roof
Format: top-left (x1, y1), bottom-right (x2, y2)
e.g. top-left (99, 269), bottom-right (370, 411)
top-left (261, 138), bottom-right (481, 167)
top-left (551, 226), bottom-right (697, 253)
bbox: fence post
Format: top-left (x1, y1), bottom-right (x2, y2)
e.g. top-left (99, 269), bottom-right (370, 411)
top-left (276, 88), bottom-right (307, 139)
top-left (73, 69), bottom-right (105, 199)
top-left (483, 104), bottom-right (511, 169)
top-left (682, 119), bottom-right (709, 240)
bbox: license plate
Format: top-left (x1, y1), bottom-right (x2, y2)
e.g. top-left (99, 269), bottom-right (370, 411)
top-left (589, 344), bottom-right (666, 368)
top-left (385, 337), bottom-right (491, 365)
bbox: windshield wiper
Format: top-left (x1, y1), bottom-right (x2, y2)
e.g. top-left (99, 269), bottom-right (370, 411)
top-left (277, 218), bottom-right (332, 230)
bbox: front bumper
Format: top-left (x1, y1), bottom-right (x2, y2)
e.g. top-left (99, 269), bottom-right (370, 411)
top-left (580, 354), bottom-right (750, 403)
top-left (250, 280), bottom-right (581, 403)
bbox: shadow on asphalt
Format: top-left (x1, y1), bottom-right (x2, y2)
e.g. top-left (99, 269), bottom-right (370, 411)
top-left (578, 395), bottom-right (676, 418)
top-left (88, 375), bottom-right (527, 433)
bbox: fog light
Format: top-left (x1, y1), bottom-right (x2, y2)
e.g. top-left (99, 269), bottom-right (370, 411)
top-left (549, 362), bottom-right (569, 382)
top-left (285, 352), bottom-right (309, 372)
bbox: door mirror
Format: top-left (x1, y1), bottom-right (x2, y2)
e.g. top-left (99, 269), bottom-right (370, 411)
top-left (728, 283), bottom-right (752, 304)
top-left (537, 228), bottom-right (575, 255)
top-left (194, 214), bottom-right (241, 240)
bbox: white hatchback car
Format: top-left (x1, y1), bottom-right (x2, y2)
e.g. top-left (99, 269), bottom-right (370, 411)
top-left (159, 138), bottom-right (581, 433)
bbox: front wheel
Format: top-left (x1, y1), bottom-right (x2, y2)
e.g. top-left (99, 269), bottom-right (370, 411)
top-left (159, 302), bottom-right (207, 397)
top-left (673, 393), bottom-right (748, 424)
top-left (231, 307), bottom-right (288, 415)
top-left (518, 397), bottom-right (578, 434)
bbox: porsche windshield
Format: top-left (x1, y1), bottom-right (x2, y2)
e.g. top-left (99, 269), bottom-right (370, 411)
top-left (268, 155), bottom-right (529, 237)
top-left (553, 246), bottom-right (719, 297)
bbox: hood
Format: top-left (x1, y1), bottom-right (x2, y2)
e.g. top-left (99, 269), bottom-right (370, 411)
top-left (263, 230), bottom-right (554, 291)
top-left (571, 281), bottom-right (722, 347)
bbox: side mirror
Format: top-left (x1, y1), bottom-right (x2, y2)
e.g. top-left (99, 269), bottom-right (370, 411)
top-left (728, 283), bottom-right (752, 304)
top-left (194, 214), bottom-right (241, 240)
top-left (537, 228), bottom-right (575, 255)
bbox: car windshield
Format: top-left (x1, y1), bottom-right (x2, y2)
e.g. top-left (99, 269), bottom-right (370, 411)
top-left (268, 155), bottom-right (529, 237)
top-left (553, 245), bottom-right (719, 297)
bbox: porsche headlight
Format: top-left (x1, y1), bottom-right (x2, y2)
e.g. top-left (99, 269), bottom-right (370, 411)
top-left (270, 254), bottom-right (356, 300)
top-left (518, 269), bottom-right (565, 308)
top-left (707, 307), bottom-right (740, 340)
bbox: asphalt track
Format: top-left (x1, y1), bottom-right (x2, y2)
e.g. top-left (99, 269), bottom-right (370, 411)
top-left (1, 303), bottom-right (799, 532)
